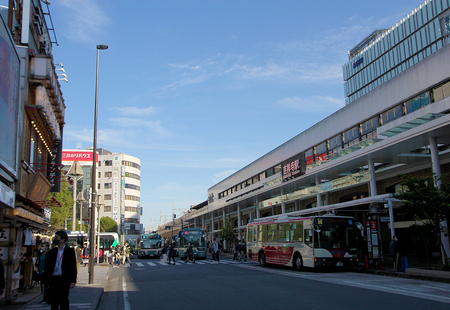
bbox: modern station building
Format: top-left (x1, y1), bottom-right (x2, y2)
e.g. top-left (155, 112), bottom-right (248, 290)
top-left (160, 0), bottom-right (450, 262)
top-left (62, 149), bottom-right (142, 241)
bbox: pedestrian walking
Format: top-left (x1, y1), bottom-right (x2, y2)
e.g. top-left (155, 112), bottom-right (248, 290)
top-left (82, 244), bottom-right (89, 266)
top-left (233, 241), bottom-right (239, 260)
top-left (238, 240), bottom-right (247, 261)
top-left (211, 239), bottom-right (220, 262)
top-left (185, 242), bottom-right (195, 263)
top-left (168, 243), bottom-right (176, 265)
top-left (389, 236), bottom-right (400, 271)
top-left (122, 243), bottom-right (133, 266)
top-left (115, 245), bottom-right (121, 266)
top-left (160, 244), bottom-right (168, 263)
top-left (43, 230), bottom-right (77, 310)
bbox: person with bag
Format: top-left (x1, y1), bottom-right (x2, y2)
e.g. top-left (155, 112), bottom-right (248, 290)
top-left (185, 242), bottom-right (195, 263)
top-left (168, 243), bottom-right (176, 265)
top-left (43, 231), bottom-right (77, 310)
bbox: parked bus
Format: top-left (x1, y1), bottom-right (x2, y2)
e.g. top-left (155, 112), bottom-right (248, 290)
top-left (178, 228), bottom-right (207, 260)
top-left (136, 233), bottom-right (164, 258)
top-left (67, 231), bottom-right (119, 262)
top-left (247, 215), bottom-right (358, 269)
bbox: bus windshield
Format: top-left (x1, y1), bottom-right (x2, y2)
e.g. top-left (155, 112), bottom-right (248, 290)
top-left (313, 217), bottom-right (356, 250)
top-left (179, 230), bottom-right (206, 248)
top-left (142, 239), bottom-right (161, 249)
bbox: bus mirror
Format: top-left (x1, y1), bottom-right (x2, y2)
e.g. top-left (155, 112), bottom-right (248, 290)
top-left (309, 230), bottom-right (313, 236)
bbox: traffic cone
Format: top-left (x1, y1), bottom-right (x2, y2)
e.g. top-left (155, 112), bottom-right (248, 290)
top-left (404, 256), bottom-right (410, 269)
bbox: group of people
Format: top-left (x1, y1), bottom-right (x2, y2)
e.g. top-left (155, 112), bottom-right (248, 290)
top-left (160, 243), bottom-right (177, 265)
top-left (108, 243), bottom-right (133, 267)
top-left (233, 240), bottom-right (247, 262)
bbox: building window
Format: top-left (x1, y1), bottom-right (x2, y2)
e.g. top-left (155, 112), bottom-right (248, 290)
top-left (315, 142), bottom-right (327, 162)
top-left (104, 183), bottom-right (112, 189)
top-left (404, 92), bottom-right (430, 114)
top-left (105, 171), bottom-right (112, 177)
top-left (104, 206), bottom-right (111, 212)
top-left (361, 116), bottom-right (379, 140)
top-left (125, 195), bottom-right (140, 202)
top-left (125, 172), bottom-right (140, 180)
top-left (381, 105), bottom-right (403, 125)
top-left (125, 206), bottom-right (137, 212)
top-left (122, 160), bottom-right (140, 170)
top-left (343, 126), bottom-right (360, 148)
top-left (104, 160), bottom-right (112, 166)
top-left (125, 184), bottom-right (140, 191)
top-left (104, 194), bottom-right (112, 200)
top-left (328, 135), bottom-right (342, 154)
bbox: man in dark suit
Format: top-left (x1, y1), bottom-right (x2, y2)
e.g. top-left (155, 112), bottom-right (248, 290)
top-left (44, 231), bottom-right (77, 310)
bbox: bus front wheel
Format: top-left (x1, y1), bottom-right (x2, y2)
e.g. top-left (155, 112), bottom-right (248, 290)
top-left (293, 253), bottom-right (303, 271)
top-left (259, 252), bottom-right (266, 267)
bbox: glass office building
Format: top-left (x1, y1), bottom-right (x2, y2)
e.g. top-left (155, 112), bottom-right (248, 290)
top-left (343, 0), bottom-right (450, 105)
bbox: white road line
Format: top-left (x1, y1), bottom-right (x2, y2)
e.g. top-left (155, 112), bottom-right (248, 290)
top-left (135, 262), bottom-right (144, 267)
top-left (156, 261), bottom-right (170, 266)
top-left (123, 278), bottom-right (131, 310)
top-left (146, 262), bottom-right (156, 266)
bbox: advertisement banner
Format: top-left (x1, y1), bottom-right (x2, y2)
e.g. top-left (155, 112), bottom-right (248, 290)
top-left (0, 14), bottom-right (20, 178)
top-left (62, 150), bottom-right (98, 163)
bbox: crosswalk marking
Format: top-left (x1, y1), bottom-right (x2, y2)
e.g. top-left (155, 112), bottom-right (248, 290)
top-left (146, 262), bottom-right (156, 266)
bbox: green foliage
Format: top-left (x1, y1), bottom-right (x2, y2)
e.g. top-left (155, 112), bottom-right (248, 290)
top-left (217, 220), bottom-right (236, 251)
top-left (47, 181), bottom-right (74, 230)
top-left (395, 174), bottom-right (450, 266)
top-left (100, 216), bottom-right (118, 232)
top-left (395, 175), bottom-right (450, 232)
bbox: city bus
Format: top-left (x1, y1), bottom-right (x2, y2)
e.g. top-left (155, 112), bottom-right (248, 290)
top-left (67, 231), bottom-right (119, 262)
top-left (178, 228), bottom-right (207, 260)
top-left (247, 215), bottom-right (358, 269)
top-left (136, 233), bottom-right (164, 258)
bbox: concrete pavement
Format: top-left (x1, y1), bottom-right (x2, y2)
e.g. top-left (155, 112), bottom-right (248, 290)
top-left (1, 254), bottom-right (449, 310)
top-left (0, 264), bottom-right (111, 310)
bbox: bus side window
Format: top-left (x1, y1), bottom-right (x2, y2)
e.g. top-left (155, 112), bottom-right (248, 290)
top-left (304, 229), bottom-right (312, 245)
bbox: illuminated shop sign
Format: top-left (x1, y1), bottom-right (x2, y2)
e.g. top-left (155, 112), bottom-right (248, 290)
top-left (282, 153), bottom-right (306, 182)
top-left (62, 151), bottom-right (98, 162)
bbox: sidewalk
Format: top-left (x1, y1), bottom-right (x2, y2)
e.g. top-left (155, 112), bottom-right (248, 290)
top-left (0, 264), bottom-right (111, 310)
top-left (359, 267), bottom-right (450, 283)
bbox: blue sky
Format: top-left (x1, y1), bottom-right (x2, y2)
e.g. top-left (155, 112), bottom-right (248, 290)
top-left (3, 0), bottom-right (422, 230)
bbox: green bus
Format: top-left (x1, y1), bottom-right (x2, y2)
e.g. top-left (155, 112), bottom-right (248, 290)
top-left (178, 228), bottom-right (207, 260)
top-left (136, 233), bottom-right (164, 258)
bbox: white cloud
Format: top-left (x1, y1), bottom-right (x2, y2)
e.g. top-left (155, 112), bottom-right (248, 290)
top-left (58, 0), bottom-right (110, 43)
top-left (109, 117), bottom-right (172, 137)
top-left (277, 96), bottom-right (344, 112)
top-left (113, 106), bottom-right (157, 116)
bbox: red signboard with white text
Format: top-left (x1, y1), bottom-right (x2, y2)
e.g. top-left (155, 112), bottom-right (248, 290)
top-left (62, 151), bottom-right (98, 162)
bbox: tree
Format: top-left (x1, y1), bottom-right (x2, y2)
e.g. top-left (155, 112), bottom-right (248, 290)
top-left (395, 174), bottom-right (450, 268)
top-left (47, 181), bottom-right (73, 230)
top-left (217, 220), bottom-right (236, 252)
top-left (100, 216), bottom-right (118, 233)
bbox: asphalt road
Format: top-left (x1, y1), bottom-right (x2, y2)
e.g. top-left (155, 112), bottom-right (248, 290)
top-left (98, 257), bottom-right (450, 310)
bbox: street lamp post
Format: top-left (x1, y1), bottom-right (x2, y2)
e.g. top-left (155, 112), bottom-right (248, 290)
top-left (96, 195), bottom-right (105, 264)
top-left (89, 44), bottom-right (108, 284)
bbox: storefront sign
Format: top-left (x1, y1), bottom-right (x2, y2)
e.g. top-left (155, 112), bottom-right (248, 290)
top-left (27, 173), bottom-right (51, 202)
top-left (282, 153), bottom-right (306, 182)
top-left (35, 86), bottom-right (61, 140)
top-left (62, 150), bottom-right (98, 162)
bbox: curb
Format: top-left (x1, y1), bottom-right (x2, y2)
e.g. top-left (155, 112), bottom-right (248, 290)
top-left (89, 266), bottom-right (112, 310)
top-left (357, 269), bottom-right (450, 284)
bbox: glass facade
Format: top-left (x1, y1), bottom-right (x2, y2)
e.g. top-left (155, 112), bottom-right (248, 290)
top-left (343, 0), bottom-right (450, 105)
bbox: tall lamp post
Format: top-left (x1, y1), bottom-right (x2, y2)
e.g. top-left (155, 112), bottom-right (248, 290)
top-left (96, 195), bottom-right (105, 264)
top-left (89, 44), bottom-right (108, 284)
